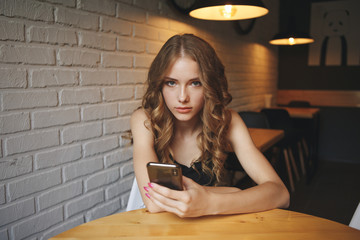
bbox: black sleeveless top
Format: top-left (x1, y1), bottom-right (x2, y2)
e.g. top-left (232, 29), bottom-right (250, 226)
top-left (170, 156), bottom-right (215, 186)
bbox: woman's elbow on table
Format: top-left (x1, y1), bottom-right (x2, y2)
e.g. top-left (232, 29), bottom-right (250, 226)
top-left (279, 185), bottom-right (290, 209)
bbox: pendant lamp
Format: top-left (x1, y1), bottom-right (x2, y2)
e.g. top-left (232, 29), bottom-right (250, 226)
top-left (187, 0), bottom-right (269, 21)
top-left (269, 17), bottom-right (314, 45)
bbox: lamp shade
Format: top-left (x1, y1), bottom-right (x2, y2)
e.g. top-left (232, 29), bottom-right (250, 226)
top-left (269, 16), bottom-right (314, 45)
top-left (188, 0), bottom-right (269, 21)
top-left (269, 32), bottom-right (314, 45)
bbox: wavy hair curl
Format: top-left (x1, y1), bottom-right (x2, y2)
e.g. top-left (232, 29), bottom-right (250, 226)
top-left (142, 34), bottom-right (232, 184)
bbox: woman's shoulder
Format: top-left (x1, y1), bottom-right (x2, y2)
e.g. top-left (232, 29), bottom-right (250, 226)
top-left (131, 107), bottom-right (148, 120)
top-left (130, 108), bottom-right (149, 128)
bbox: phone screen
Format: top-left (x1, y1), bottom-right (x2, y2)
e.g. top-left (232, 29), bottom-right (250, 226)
top-left (147, 162), bottom-right (183, 190)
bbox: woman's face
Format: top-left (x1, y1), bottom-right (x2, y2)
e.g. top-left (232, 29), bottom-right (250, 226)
top-left (162, 56), bottom-right (204, 123)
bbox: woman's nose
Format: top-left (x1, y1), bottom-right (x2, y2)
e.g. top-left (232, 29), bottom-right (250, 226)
top-left (178, 86), bottom-right (189, 103)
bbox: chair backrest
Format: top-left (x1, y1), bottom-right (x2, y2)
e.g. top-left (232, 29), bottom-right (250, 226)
top-left (349, 202), bottom-right (360, 230)
top-left (260, 108), bottom-right (293, 131)
top-left (288, 101), bottom-right (311, 108)
top-left (238, 111), bottom-right (270, 129)
top-left (126, 178), bottom-right (145, 211)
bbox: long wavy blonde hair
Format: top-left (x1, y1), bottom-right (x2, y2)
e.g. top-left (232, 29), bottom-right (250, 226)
top-left (142, 34), bottom-right (232, 184)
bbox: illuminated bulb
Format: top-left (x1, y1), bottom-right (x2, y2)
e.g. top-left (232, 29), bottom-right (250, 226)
top-left (288, 37), bottom-right (295, 45)
top-left (220, 5), bottom-right (237, 19)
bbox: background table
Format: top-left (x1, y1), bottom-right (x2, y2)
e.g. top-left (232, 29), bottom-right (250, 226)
top-left (51, 208), bottom-right (360, 240)
top-left (249, 128), bottom-right (284, 152)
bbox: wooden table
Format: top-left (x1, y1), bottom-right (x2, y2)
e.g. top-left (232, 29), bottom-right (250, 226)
top-left (50, 208), bottom-right (360, 239)
top-left (249, 128), bottom-right (284, 152)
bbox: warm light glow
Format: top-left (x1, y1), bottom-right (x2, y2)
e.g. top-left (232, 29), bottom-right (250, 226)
top-left (220, 5), bottom-right (237, 19)
top-left (189, 5), bottom-right (268, 21)
top-left (288, 37), bottom-right (295, 45)
top-left (269, 37), bottom-right (315, 45)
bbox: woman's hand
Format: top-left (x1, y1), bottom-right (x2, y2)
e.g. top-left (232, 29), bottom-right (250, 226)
top-left (144, 176), bottom-right (211, 218)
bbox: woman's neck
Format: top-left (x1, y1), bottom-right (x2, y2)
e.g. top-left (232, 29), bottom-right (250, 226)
top-left (173, 116), bottom-right (202, 138)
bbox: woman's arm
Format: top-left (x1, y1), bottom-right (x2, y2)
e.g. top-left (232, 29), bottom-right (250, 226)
top-left (206, 109), bottom-right (290, 214)
top-left (130, 108), bottom-right (164, 213)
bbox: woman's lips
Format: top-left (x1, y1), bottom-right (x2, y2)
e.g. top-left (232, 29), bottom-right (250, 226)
top-left (175, 107), bottom-right (192, 113)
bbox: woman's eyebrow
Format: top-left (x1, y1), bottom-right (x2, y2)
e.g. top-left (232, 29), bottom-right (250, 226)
top-left (163, 77), bottom-right (200, 81)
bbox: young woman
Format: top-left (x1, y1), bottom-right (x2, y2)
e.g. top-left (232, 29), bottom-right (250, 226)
top-left (130, 34), bottom-right (289, 218)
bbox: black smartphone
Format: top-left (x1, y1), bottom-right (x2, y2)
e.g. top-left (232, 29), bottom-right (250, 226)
top-left (146, 162), bottom-right (183, 190)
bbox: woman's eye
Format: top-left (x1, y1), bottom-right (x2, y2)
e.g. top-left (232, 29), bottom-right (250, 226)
top-left (191, 81), bottom-right (202, 87)
top-left (165, 81), bottom-right (176, 86)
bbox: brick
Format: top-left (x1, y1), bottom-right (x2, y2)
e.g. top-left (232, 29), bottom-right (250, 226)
top-left (83, 136), bottom-right (119, 157)
top-left (147, 13), bottom-right (169, 29)
top-left (12, 206), bottom-right (63, 240)
top-left (0, 44), bottom-right (56, 65)
top-left (60, 88), bottom-right (101, 105)
top-left (134, 0), bottom-right (158, 11)
top-left (35, 145), bottom-right (82, 170)
top-left (2, 90), bottom-right (58, 110)
top-left (0, 184), bottom-right (5, 204)
top-left (147, 41), bottom-right (163, 54)
top-left (45, 0), bottom-right (75, 7)
top-left (101, 16), bottom-right (131, 35)
top-left (134, 55), bottom-right (154, 68)
top-left (78, 31), bottom-right (116, 51)
top-left (0, 155), bottom-right (32, 180)
top-left (62, 122), bottom-right (102, 144)
top-left (28, 25), bottom-right (77, 46)
top-left (80, 70), bottom-right (116, 86)
top-left (105, 176), bottom-right (132, 200)
top-left (4, 129), bottom-right (59, 156)
top-left (158, 29), bottom-right (175, 42)
top-left (64, 189), bottom-right (104, 219)
top-left (0, 112), bottom-right (30, 134)
top-left (117, 2), bottom-right (146, 23)
top-left (1, 0), bottom-right (54, 22)
top-left (119, 100), bottom-right (141, 116)
top-left (37, 180), bottom-right (82, 210)
top-left (133, 24), bottom-right (158, 40)
top-left (120, 160), bottom-right (134, 177)
top-left (80, 0), bottom-right (116, 16)
top-left (135, 84), bottom-right (145, 99)
top-left (0, 67), bottom-right (27, 88)
top-left (30, 69), bottom-right (78, 87)
top-left (104, 147), bottom-right (133, 168)
top-left (32, 107), bottom-right (80, 129)
top-left (118, 69), bottom-right (146, 84)
top-left (102, 86), bottom-right (134, 102)
top-left (102, 52), bottom-right (132, 68)
top-left (58, 48), bottom-right (100, 67)
top-left (63, 157), bottom-right (103, 182)
top-left (117, 37), bottom-right (145, 53)
top-left (85, 198), bottom-right (120, 222)
top-left (0, 229), bottom-right (7, 240)
top-left (119, 133), bottom-right (132, 147)
top-left (82, 103), bottom-right (118, 121)
top-left (8, 168), bottom-right (61, 201)
top-left (41, 215), bottom-right (83, 240)
top-left (0, 18), bottom-right (25, 41)
top-left (104, 116), bottom-right (130, 135)
top-left (84, 168), bottom-right (120, 192)
top-left (55, 7), bottom-right (99, 30)
top-left (0, 198), bottom-right (35, 226)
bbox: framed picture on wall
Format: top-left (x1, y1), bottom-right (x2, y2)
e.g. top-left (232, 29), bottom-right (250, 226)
top-left (308, 0), bottom-right (360, 66)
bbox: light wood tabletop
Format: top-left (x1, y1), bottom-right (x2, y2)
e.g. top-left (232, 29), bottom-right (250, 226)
top-left (249, 128), bottom-right (284, 152)
top-left (50, 208), bottom-right (360, 240)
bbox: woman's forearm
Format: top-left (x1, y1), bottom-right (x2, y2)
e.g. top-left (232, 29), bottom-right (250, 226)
top-left (206, 181), bottom-right (290, 215)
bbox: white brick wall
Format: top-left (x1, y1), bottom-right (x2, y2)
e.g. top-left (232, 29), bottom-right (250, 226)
top-left (0, 0), bottom-right (279, 239)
